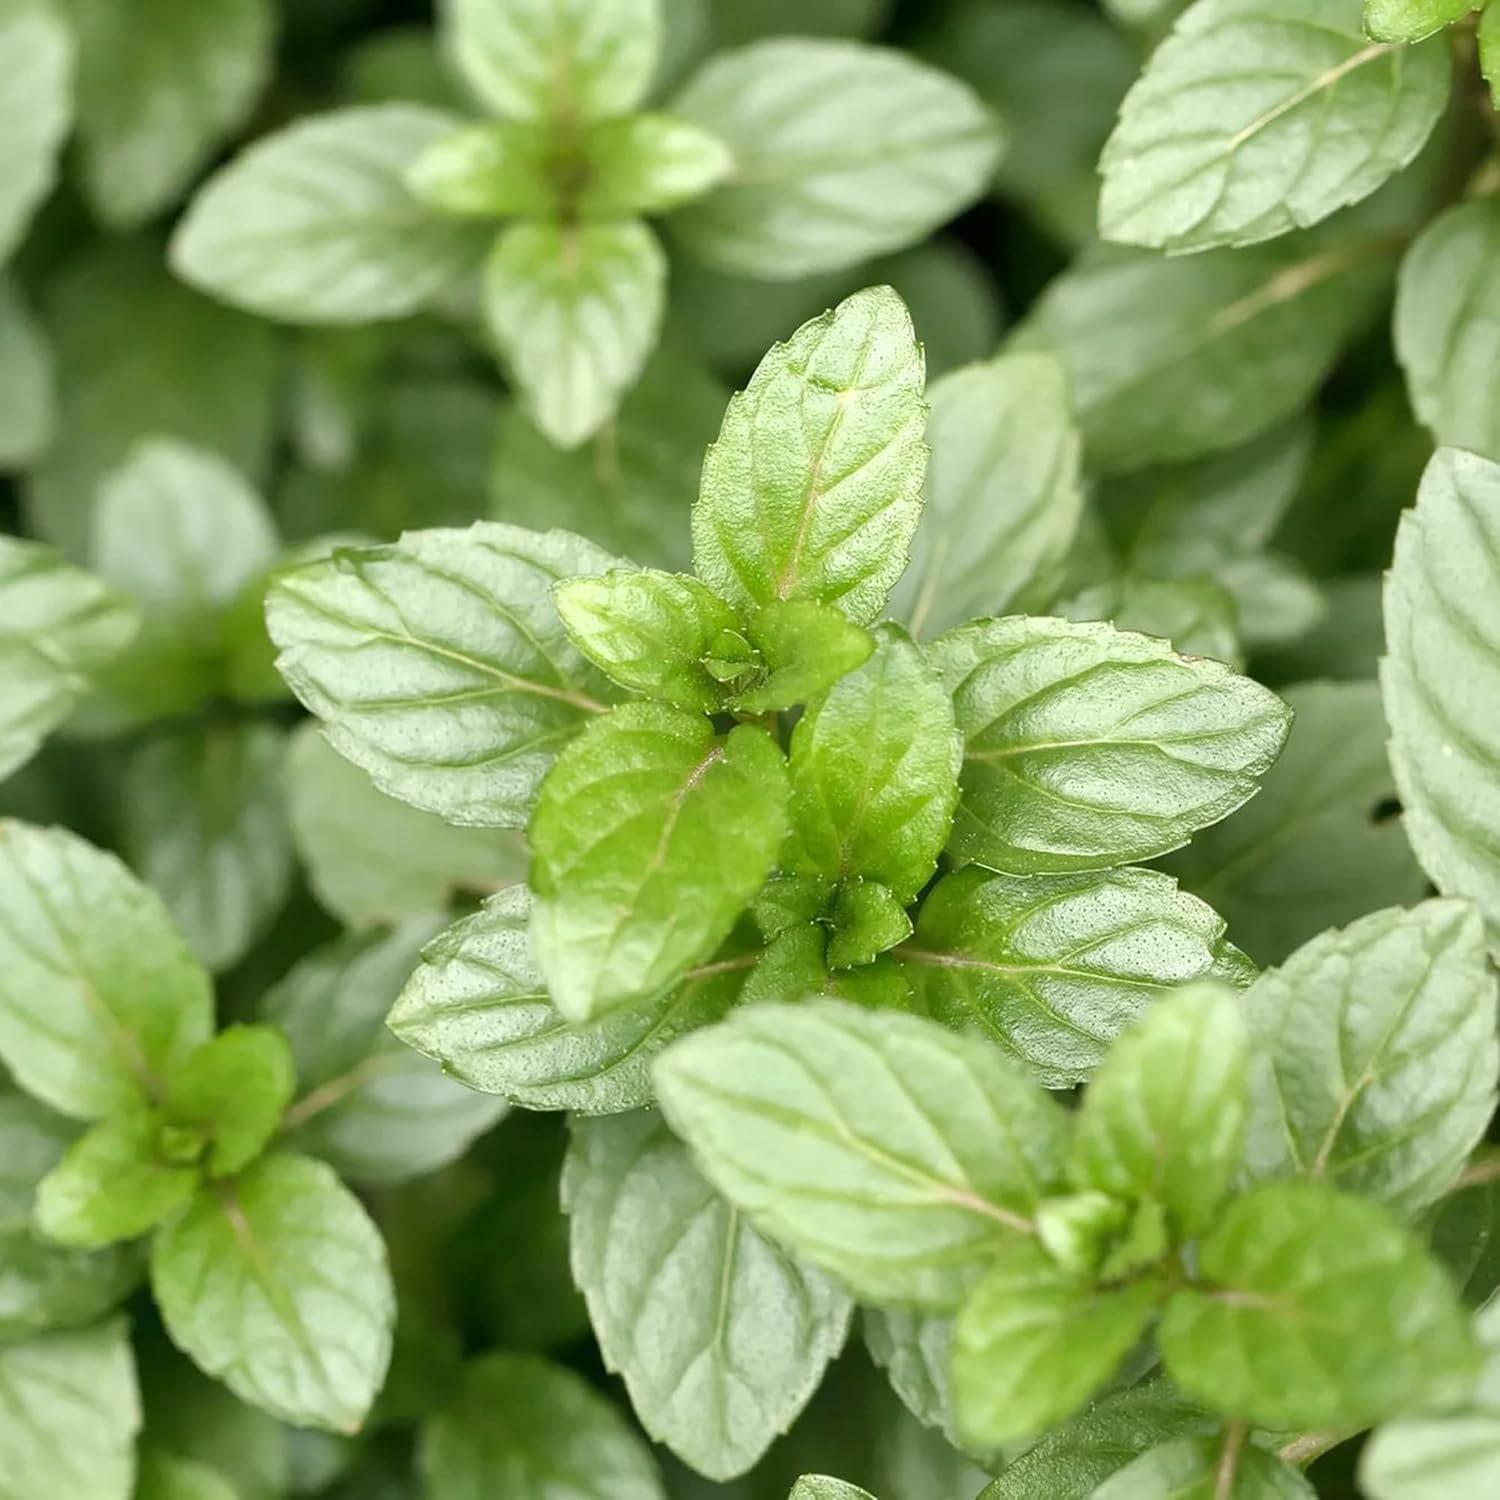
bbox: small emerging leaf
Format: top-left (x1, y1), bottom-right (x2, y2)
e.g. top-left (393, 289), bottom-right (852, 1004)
top-left (730, 599), bottom-right (874, 714)
top-left (166, 1027), bottom-right (295, 1178)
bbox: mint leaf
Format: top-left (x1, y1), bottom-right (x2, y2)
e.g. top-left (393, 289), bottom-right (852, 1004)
top-left (951, 1239), bottom-right (1159, 1449)
top-left (0, 278), bottom-right (53, 466)
top-left (0, 0), bottom-right (71, 262)
top-left (151, 1153), bottom-right (394, 1433)
top-left (64, 0), bottom-right (274, 228)
top-left (0, 536), bottom-right (138, 784)
top-left (1483, 2), bottom-right (1500, 103)
top-left (1071, 981), bottom-right (1249, 1237)
top-left (730, 599), bottom-right (874, 715)
top-left (931, 616), bottom-right (1291, 874)
top-left (167, 1027), bottom-right (294, 1179)
top-left (1365, 1), bottom-right (1478, 40)
top-left (0, 821), bottom-right (213, 1120)
top-left (530, 705), bottom-right (788, 1020)
top-left (903, 866), bottom-right (1249, 1087)
top-left (786, 627), bottom-right (961, 903)
top-left (405, 120), bottom-right (556, 217)
top-left (1016, 239), bottom-right (1384, 473)
top-left (1395, 198), bottom-right (1500, 462)
top-left (172, 106), bottom-right (489, 324)
top-left (261, 919), bottom-right (505, 1185)
top-left (654, 999), bottom-right (1070, 1309)
top-left (484, 219), bottom-right (666, 449)
top-left (35, 1106), bottom-right (199, 1247)
top-left (1091, 1437), bottom-right (1315, 1499)
top-left (1162, 681), bottom-right (1427, 964)
top-left (564, 1111), bottom-right (852, 1479)
top-left (669, 40), bottom-right (1001, 277)
top-left (418, 1352), bottom-right (666, 1499)
top-left (890, 352), bottom-right (1083, 638)
top-left (1099, 0), bottom-right (1448, 253)
top-left (0, 1320), bottom-right (140, 1500)
top-left (121, 724), bottom-right (292, 973)
top-left (863, 1309), bottom-right (970, 1455)
top-left (285, 725), bottom-right (525, 930)
top-left (554, 567), bottom-right (739, 712)
top-left (827, 880), bottom-right (911, 970)
top-left (441, 0), bottom-right (660, 123)
top-left (1061, 575), bottom-right (1243, 667)
top-left (1159, 1181), bottom-right (1478, 1428)
top-left (580, 113), bottom-right (733, 216)
top-left (267, 521), bottom-right (622, 828)
top-left (1239, 900), bottom-right (1496, 1217)
top-left (790, 1481), bottom-right (876, 1500)
top-left (692, 285), bottom-right (928, 624)
top-left (1383, 448), bottom-right (1500, 954)
top-left (389, 886), bottom-right (751, 1113)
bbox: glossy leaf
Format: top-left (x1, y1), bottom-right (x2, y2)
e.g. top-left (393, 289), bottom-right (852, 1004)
top-left (530, 704), bottom-right (788, 1019)
top-left (654, 999), bottom-right (1070, 1309)
top-left (692, 286), bottom-right (928, 625)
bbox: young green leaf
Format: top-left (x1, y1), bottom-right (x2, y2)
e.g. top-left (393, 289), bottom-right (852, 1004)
top-left (484, 219), bottom-right (666, 449)
top-left (166, 1027), bottom-right (295, 1179)
top-left (692, 286), bottom-right (928, 624)
top-left (827, 880), bottom-right (911, 970)
top-left (1365, 1), bottom-right (1478, 40)
top-left (554, 568), bottom-right (739, 712)
top-left (35, 1106), bottom-right (200, 1248)
top-left (0, 821), bottom-right (213, 1120)
top-left (669, 39), bottom-right (1001, 277)
top-left (404, 119), bottom-right (557, 217)
top-left (261, 919), bottom-right (506, 1185)
top-left (951, 1238), bottom-right (1159, 1449)
top-left (441, 0), bottom-right (661, 123)
top-left (121, 724), bottom-right (293, 973)
top-left (1091, 1437), bottom-right (1315, 1499)
top-left (0, 536), bottom-right (138, 784)
top-left (267, 521), bottom-right (621, 828)
top-left (654, 999), bottom-right (1071, 1309)
top-left (0, 277), bottom-right (53, 466)
top-left (1396, 199), bottom-right (1500, 462)
top-left (1071, 982), bottom-right (1249, 1237)
top-left (903, 866), bottom-right (1250, 1087)
top-left (786, 627), bottom-right (961, 903)
top-left (790, 1481), bottom-right (876, 1500)
top-left (1099, 0), bottom-right (1449, 253)
top-left (65, 0), bottom-right (275, 228)
top-left (284, 725), bottom-right (524, 930)
top-left (579, 113), bottom-right (732, 217)
top-left (151, 1154), bottom-right (394, 1433)
top-left (729, 599), bottom-right (874, 714)
top-left (1239, 900), bottom-right (1496, 1217)
top-left (889, 352), bottom-right (1083, 637)
top-left (530, 704), bottom-right (788, 1019)
top-left (1159, 1181), bottom-right (1479, 1428)
top-left (564, 1111), bottom-right (852, 1480)
top-left (389, 886), bottom-right (752, 1114)
top-left (1015, 239), bottom-right (1386, 473)
top-left (1162, 681), bottom-right (1427, 964)
top-left (417, 1352), bottom-right (666, 1500)
top-left (1383, 448), bottom-right (1500, 954)
top-left (172, 106), bottom-right (489, 323)
top-left (0, 0), bottom-right (72, 263)
top-left (931, 615), bottom-right (1291, 874)
top-left (0, 1320), bottom-right (140, 1500)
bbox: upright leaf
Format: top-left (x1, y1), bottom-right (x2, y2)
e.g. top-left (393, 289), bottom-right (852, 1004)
top-left (931, 616), bottom-right (1291, 875)
top-left (150, 1154), bottom-right (394, 1433)
top-left (484, 219), bottom-right (666, 449)
top-left (1383, 449), bottom-right (1500, 952)
top-left (0, 1320), bottom-right (140, 1500)
top-left (0, 822), bottom-right (213, 1120)
top-left (786, 627), bottom-right (961, 903)
top-left (669, 40), bottom-right (1001, 276)
top-left (1239, 900), bottom-right (1496, 1217)
top-left (654, 999), bottom-right (1071, 1309)
top-left (1158, 1181), bottom-right (1477, 1428)
top-left (692, 286), bottom-right (928, 624)
top-left (266, 521), bottom-right (621, 828)
top-left (417, 1352), bottom-right (666, 1500)
top-left (564, 1111), bottom-right (852, 1480)
top-left (172, 107), bottom-right (489, 324)
top-left (1396, 200), bottom-right (1500, 462)
top-left (890, 352), bottom-right (1083, 637)
top-left (0, 0), bottom-right (72, 263)
top-left (166, 1027), bottom-right (294, 1179)
top-left (441, 0), bottom-right (661, 123)
top-left (389, 886), bottom-right (752, 1114)
top-left (1099, 0), bottom-right (1449, 253)
top-left (530, 704), bottom-right (788, 1019)
top-left (730, 599), bottom-right (874, 714)
top-left (1091, 1438), bottom-right (1315, 1499)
